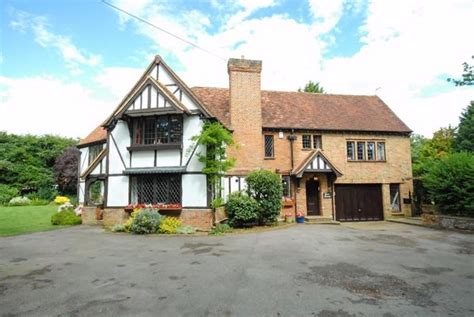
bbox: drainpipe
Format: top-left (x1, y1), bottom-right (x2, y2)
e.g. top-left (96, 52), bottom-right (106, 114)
top-left (287, 130), bottom-right (297, 215)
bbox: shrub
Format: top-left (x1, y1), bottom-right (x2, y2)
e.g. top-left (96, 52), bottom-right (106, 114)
top-left (54, 196), bottom-right (70, 205)
top-left (245, 170), bottom-right (283, 224)
top-left (0, 185), bottom-right (19, 205)
top-left (112, 224), bottom-right (126, 232)
top-left (58, 202), bottom-right (74, 212)
top-left (158, 217), bottom-right (182, 234)
top-left (36, 184), bottom-right (59, 201)
top-left (130, 209), bottom-right (164, 234)
top-left (9, 196), bottom-right (31, 206)
top-left (124, 209), bottom-right (140, 232)
top-left (51, 210), bottom-right (82, 225)
top-left (176, 225), bottom-right (196, 234)
top-left (226, 192), bottom-right (259, 227)
top-left (424, 152), bottom-right (474, 217)
top-left (209, 223), bottom-right (232, 235)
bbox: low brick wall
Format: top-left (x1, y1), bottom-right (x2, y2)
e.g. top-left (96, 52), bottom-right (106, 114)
top-left (81, 206), bottom-right (101, 225)
top-left (103, 208), bottom-right (128, 227)
top-left (181, 209), bottom-right (213, 229)
top-left (422, 213), bottom-right (474, 231)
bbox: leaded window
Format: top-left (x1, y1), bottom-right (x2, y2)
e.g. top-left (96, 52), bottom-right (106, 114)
top-left (282, 176), bottom-right (291, 197)
top-left (357, 141), bottom-right (366, 160)
top-left (88, 144), bottom-right (103, 165)
top-left (302, 135), bottom-right (311, 149)
top-left (130, 174), bottom-right (181, 204)
top-left (264, 135), bottom-right (274, 158)
top-left (347, 141), bottom-right (355, 160)
top-left (367, 142), bottom-right (375, 160)
top-left (133, 115), bottom-right (182, 145)
top-left (313, 135), bottom-right (322, 149)
top-left (377, 142), bottom-right (386, 161)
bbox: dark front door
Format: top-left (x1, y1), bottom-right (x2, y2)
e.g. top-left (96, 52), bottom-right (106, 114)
top-left (335, 184), bottom-right (383, 221)
top-left (306, 179), bottom-right (320, 216)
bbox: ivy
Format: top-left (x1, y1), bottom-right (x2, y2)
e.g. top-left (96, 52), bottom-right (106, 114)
top-left (192, 122), bottom-right (235, 186)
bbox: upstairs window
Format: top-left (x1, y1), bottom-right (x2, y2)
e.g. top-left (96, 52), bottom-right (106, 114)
top-left (347, 140), bottom-right (387, 161)
top-left (264, 135), bottom-right (274, 158)
top-left (302, 134), bottom-right (322, 149)
top-left (313, 135), bottom-right (322, 149)
top-left (133, 115), bottom-right (182, 145)
top-left (88, 144), bottom-right (103, 165)
top-left (302, 135), bottom-right (312, 149)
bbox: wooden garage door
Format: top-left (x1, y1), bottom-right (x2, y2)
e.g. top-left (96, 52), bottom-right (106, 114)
top-left (335, 184), bottom-right (383, 221)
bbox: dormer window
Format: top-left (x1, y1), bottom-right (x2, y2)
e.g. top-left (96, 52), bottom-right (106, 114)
top-left (133, 115), bottom-right (183, 145)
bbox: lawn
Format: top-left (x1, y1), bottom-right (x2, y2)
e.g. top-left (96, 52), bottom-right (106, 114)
top-left (0, 205), bottom-right (70, 237)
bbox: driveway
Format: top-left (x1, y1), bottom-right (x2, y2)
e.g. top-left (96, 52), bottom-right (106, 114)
top-left (0, 222), bottom-right (473, 316)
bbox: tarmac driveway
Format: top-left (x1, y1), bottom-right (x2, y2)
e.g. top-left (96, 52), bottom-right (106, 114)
top-left (0, 222), bottom-right (473, 316)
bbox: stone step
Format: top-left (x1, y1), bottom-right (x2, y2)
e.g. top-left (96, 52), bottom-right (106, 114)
top-left (305, 216), bottom-right (340, 225)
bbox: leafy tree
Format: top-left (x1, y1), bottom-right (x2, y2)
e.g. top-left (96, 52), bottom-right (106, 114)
top-left (423, 152), bottom-right (474, 217)
top-left (448, 56), bottom-right (473, 86)
top-left (454, 101), bottom-right (474, 152)
top-left (245, 170), bottom-right (282, 225)
top-left (298, 80), bottom-right (325, 93)
top-left (54, 146), bottom-right (80, 195)
top-left (192, 122), bottom-right (235, 203)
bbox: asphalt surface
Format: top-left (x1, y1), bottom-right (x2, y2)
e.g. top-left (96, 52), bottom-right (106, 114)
top-left (0, 222), bottom-right (473, 316)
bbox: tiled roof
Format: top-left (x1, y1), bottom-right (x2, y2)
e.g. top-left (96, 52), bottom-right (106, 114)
top-left (191, 87), bottom-right (412, 133)
top-left (78, 125), bottom-right (107, 146)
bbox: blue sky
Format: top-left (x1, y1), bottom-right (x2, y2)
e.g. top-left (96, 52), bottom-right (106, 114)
top-left (1, 0), bottom-right (473, 138)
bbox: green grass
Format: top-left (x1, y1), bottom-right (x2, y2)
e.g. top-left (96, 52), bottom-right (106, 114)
top-left (0, 205), bottom-right (71, 237)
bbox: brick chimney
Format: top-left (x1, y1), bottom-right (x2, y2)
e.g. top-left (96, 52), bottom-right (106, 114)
top-left (227, 57), bottom-right (263, 172)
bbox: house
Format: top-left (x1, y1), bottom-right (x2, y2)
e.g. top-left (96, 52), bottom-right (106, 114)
top-left (78, 56), bottom-right (413, 228)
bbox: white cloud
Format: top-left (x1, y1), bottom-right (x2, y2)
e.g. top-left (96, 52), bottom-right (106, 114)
top-left (308, 0), bottom-right (345, 33)
top-left (94, 66), bottom-right (144, 98)
top-left (9, 9), bottom-right (101, 74)
top-left (0, 76), bottom-right (112, 138)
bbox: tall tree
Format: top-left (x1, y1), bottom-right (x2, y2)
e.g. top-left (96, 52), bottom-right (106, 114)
top-left (454, 101), bottom-right (474, 152)
top-left (447, 55), bottom-right (473, 86)
top-left (298, 81), bottom-right (325, 93)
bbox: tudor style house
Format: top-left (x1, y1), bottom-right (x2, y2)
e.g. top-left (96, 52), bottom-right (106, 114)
top-left (78, 56), bottom-right (413, 228)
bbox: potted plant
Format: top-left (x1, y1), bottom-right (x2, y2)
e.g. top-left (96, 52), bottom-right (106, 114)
top-left (284, 211), bottom-right (294, 223)
top-left (296, 211), bottom-right (305, 224)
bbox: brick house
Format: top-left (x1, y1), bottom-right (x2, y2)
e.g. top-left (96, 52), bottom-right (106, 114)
top-left (78, 56), bottom-right (413, 228)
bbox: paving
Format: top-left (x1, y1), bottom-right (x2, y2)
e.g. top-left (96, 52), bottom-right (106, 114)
top-left (0, 222), bottom-right (473, 316)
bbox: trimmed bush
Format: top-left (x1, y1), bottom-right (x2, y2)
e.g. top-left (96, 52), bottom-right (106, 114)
top-left (130, 210), bottom-right (164, 234)
top-left (51, 210), bottom-right (82, 225)
top-left (9, 196), bottom-right (31, 206)
top-left (226, 192), bottom-right (259, 227)
top-left (424, 152), bottom-right (474, 217)
top-left (158, 217), bottom-right (182, 234)
top-left (245, 170), bottom-right (283, 224)
top-left (0, 184), bottom-right (19, 205)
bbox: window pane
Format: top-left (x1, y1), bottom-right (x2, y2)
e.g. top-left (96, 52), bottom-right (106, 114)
top-left (264, 135), bottom-right (274, 157)
top-left (313, 135), bottom-right (322, 149)
top-left (169, 115), bottom-right (182, 143)
top-left (390, 184), bottom-right (401, 212)
top-left (367, 142), bottom-right (375, 160)
top-left (156, 116), bottom-right (169, 144)
top-left (377, 142), bottom-right (386, 161)
top-left (347, 141), bottom-right (355, 160)
top-left (132, 174), bottom-right (181, 204)
top-left (282, 176), bottom-right (291, 197)
top-left (357, 142), bottom-right (366, 160)
top-left (134, 119), bottom-right (142, 144)
top-left (144, 118), bottom-right (156, 144)
top-left (302, 135), bottom-right (311, 149)
top-left (88, 145), bottom-right (102, 165)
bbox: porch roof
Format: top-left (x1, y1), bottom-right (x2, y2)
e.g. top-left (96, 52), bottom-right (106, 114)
top-left (291, 149), bottom-right (343, 178)
top-left (123, 166), bottom-right (186, 175)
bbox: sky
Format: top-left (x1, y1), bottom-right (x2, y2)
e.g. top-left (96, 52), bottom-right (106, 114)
top-left (1, 0), bottom-right (473, 139)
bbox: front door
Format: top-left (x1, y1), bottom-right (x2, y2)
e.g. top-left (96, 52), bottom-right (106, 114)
top-left (306, 179), bottom-right (320, 216)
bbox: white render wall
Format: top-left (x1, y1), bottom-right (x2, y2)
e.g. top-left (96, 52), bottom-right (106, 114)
top-left (79, 147), bottom-right (89, 175)
top-left (78, 181), bottom-right (85, 204)
top-left (109, 120), bottom-right (130, 174)
top-left (107, 176), bottom-right (129, 207)
top-left (220, 176), bottom-right (247, 202)
top-left (182, 174), bottom-right (207, 207)
top-left (183, 115), bottom-right (205, 171)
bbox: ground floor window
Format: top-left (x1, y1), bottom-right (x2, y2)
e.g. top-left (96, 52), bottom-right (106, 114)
top-left (86, 179), bottom-right (105, 206)
top-left (130, 174), bottom-right (181, 204)
top-left (282, 176), bottom-right (291, 197)
top-left (390, 183), bottom-right (401, 212)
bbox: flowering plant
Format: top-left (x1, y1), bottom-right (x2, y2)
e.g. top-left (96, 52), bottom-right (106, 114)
top-left (58, 202), bottom-right (74, 212)
top-left (125, 203), bottom-right (182, 211)
top-left (296, 211), bottom-right (305, 218)
top-left (54, 196), bottom-right (70, 205)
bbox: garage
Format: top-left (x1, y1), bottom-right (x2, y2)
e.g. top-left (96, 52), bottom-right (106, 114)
top-left (335, 184), bottom-right (383, 221)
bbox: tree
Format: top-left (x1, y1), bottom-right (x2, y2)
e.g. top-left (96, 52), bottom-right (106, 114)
top-left (448, 56), bottom-right (473, 86)
top-left (454, 101), bottom-right (474, 152)
top-left (298, 80), bottom-right (325, 93)
top-left (53, 146), bottom-right (80, 195)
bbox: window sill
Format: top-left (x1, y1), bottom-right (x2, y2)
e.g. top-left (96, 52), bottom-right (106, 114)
top-left (347, 160), bottom-right (387, 163)
top-left (264, 157), bottom-right (275, 160)
top-left (127, 144), bottom-right (182, 151)
top-left (301, 148), bottom-right (312, 151)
